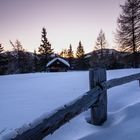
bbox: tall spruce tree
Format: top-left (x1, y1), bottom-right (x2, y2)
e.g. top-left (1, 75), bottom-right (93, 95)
top-left (76, 41), bottom-right (85, 58)
top-left (116, 0), bottom-right (140, 68)
top-left (95, 29), bottom-right (107, 57)
top-left (67, 44), bottom-right (74, 58)
top-left (67, 44), bottom-right (74, 67)
top-left (76, 41), bottom-right (87, 70)
top-left (38, 27), bottom-right (53, 71)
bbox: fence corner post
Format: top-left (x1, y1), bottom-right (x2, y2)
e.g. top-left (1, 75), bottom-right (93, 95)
top-left (89, 68), bottom-right (107, 125)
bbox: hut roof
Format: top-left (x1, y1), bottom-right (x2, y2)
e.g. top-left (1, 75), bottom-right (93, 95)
top-left (46, 57), bottom-right (70, 67)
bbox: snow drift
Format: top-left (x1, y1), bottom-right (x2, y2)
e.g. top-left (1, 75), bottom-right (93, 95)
top-left (0, 69), bottom-right (140, 140)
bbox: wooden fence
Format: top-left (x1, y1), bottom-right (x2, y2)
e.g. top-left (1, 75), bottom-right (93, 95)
top-left (4, 68), bottom-right (140, 140)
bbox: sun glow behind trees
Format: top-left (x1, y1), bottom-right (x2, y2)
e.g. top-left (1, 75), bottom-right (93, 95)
top-left (0, 0), bottom-right (125, 53)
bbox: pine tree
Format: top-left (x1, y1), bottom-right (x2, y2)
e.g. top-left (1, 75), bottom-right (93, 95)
top-left (75, 41), bottom-right (87, 70)
top-left (38, 27), bottom-right (53, 71)
top-left (67, 44), bottom-right (74, 58)
top-left (0, 44), bottom-right (8, 74)
top-left (95, 29), bottom-right (107, 57)
top-left (116, 0), bottom-right (140, 68)
top-left (76, 41), bottom-right (85, 58)
top-left (67, 44), bottom-right (74, 67)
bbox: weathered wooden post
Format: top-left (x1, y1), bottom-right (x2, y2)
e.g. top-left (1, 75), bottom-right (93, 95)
top-left (89, 68), bottom-right (107, 125)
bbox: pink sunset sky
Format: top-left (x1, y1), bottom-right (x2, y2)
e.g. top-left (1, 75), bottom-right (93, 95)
top-left (0, 0), bottom-right (125, 53)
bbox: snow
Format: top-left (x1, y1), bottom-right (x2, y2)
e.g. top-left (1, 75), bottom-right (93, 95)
top-left (46, 57), bottom-right (70, 67)
top-left (0, 69), bottom-right (140, 140)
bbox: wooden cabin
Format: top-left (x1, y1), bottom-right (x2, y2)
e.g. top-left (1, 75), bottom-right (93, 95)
top-left (46, 57), bottom-right (70, 72)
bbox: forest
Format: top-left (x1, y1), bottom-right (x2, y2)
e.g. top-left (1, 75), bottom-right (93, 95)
top-left (0, 0), bottom-right (140, 75)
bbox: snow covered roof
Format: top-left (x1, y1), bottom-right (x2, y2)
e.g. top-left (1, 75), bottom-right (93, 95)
top-left (46, 57), bottom-right (70, 67)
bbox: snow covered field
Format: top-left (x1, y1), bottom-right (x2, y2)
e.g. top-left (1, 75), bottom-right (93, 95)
top-left (0, 69), bottom-right (140, 140)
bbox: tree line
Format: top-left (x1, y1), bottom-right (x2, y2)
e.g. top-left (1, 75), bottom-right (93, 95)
top-left (0, 0), bottom-right (140, 75)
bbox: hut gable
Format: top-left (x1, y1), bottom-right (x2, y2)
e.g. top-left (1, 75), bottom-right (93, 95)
top-left (46, 57), bottom-right (70, 72)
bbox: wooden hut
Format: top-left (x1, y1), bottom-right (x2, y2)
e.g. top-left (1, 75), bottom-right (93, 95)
top-left (46, 57), bottom-right (70, 72)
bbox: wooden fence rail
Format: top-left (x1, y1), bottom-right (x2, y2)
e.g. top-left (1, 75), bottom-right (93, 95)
top-left (3, 68), bottom-right (140, 140)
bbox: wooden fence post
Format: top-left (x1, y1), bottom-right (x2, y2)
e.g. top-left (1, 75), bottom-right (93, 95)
top-left (89, 68), bottom-right (107, 125)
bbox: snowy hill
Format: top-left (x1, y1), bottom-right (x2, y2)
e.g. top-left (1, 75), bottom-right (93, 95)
top-left (0, 69), bottom-right (140, 140)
